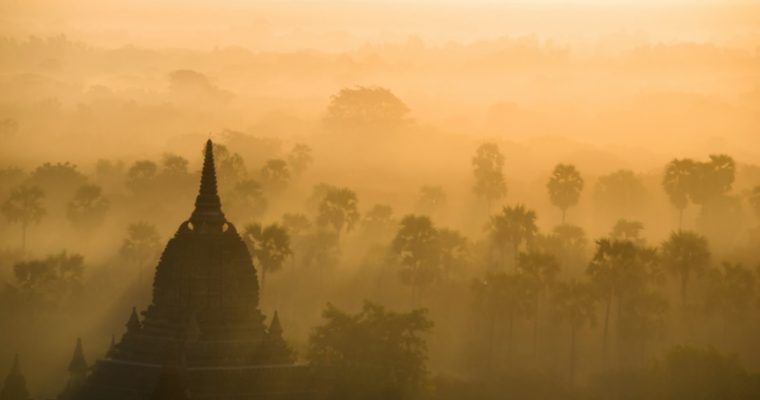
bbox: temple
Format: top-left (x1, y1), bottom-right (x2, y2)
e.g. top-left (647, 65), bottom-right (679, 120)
top-left (61, 140), bottom-right (308, 399)
top-left (0, 355), bottom-right (31, 400)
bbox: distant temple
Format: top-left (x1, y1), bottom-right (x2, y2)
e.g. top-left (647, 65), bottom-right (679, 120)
top-left (0, 355), bottom-right (31, 400)
top-left (59, 140), bottom-right (308, 399)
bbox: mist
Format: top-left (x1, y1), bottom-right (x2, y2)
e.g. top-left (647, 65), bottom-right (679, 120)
top-left (1, 1), bottom-right (760, 399)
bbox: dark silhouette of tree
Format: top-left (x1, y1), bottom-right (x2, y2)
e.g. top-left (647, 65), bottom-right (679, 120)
top-left (660, 231), bottom-right (710, 306)
top-left (28, 162), bottom-right (86, 198)
top-left (749, 185), bottom-right (760, 220)
top-left (67, 184), bottom-right (110, 231)
top-left (663, 158), bottom-right (696, 230)
top-left (13, 251), bottom-right (84, 302)
top-left (242, 223), bottom-right (292, 295)
top-left (534, 223), bottom-right (588, 276)
top-left (260, 159), bottom-right (290, 193)
top-left (119, 222), bottom-right (161, 281)
top-left (486, 204), bottom-right (538, 269)
top-left (301, 229), bottom-right (340, 284)
top-left (547, 163), bottom-right (584, 223)
top-left (517, 250), bottom-right (560, 354)
top-left (2, 185), bottom-right (45, 254)
top-left (594, 169), bottom-right (647, 219)
top-left (211, 143), bottom-right (247, 190)
top-left (228, 179), bottom-right (268, 220)
top-left (0, 167), bottom-right (25, 196)
top-left (308, 302), bottom-right (432, 400)
top-left (161, 154), bottom-right (189, 177)
top-left (288, 144), bottom-right (313, 176)
top-left (704, 262), bottom-right (756, 340)
top-left (551, 281), bottom-right (596, 383)
top-left (392, 215), bottom-right (440, 304)
top-left (316, 187), bottom-right (359, 238)
top-left (472, 143), bottom-right (507, 213)
top-left (361, 204), bottom-right (395, 240)
top-left (472, 272), bottom-right (534, 368)
top-left (415, 186), bottom-right (446, 216)
top-left (125, 160), bottom-right (159, 195)
top-left (281, 213), bottom-right (312, 238)
top-left (587, 239), bottom-right (660, 358)
top-left (437, 228), bottom-right (469, 281)
top-left (688, 154), bottom-right (735, 206)
top-left (610, 219), bottom-right (645, 244)
top-left (324, 86), bottom-right (411, 133)
top-left (0, 355), bottom-right (31, 400)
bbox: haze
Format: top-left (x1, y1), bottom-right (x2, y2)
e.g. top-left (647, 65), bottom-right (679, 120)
top-left (1, 0), bottom-right (760, 399)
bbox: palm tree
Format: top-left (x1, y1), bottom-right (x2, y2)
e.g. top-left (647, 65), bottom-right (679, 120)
top-left (517, 250), bottom-right (560, 355)
top-left (472, 272), bottom-right (534, 368)
top-left (392, 215), bottom-right (440, 305)
top-left (663, 159), bottom-right (696, 230)
top-left (660, 231), bottom-right (710, 307)
top-left (704, 262), bottom-right (756, 342)
top-left (551, 280), bottom-right (596, 383)
top-left (586, 239), bottom-right (659, 358)
top-left (260, 159), bottom-right (291, 193)
top-left (242, 223), bottom-right (293, 296)
top-left (1, 185), bottom-right (45, 255)
top-left (472, 143), bottom-right (507, 214)
top-left (547, 163), bottom-right (584, 223)
top-left (610, 219), bottom-right (645, 244)
top-left (287, 144), bottom-right (313, 176)
top-left (486, 204), bottom-right (538, 270)
top-left (316, 187), bottom-right (360, 239)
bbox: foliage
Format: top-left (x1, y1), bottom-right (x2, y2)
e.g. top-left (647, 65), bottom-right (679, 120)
top-left (392, 215), bottom-right (441, 299)
top-left (288, 144), bottom-right (313, 176)
top-left (119, 222), bottom-right (161, 276)
top-left (13, 251), bottom-right (84, 302)
top-left (416, 186), bottom-right (446, 215)
top-left (66, 184), bottom-right (110, 230)
top-left (260, 159), bottom-right (290, 193)
top-left (316, 187), bottom-right (360, 236)
top-left (610, 219), bottom-right (645, 244)
top-left (308, 302), bottom-right (432, 400)
top-left (324, 86), bottom-right (411, 132)
top-left (546, 163), bottom-right (583, 221)
top-left (594, 169), bottom-right (647, 218)
top-left (486, 204), bottom-right (538, 268)
top-left (242, 223), bottom-right (292, 288)
top-left (472, 143), bottom-right (507, 209)
top-left (660, 230), bottom-right (710, 305)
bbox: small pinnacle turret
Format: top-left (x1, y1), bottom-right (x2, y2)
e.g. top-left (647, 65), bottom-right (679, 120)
top-left (68, 338), bottom-right (87, 376)
top-left (0, 355), bottom-right (31, 400)
top-left (126, 307), bottom-right (141, 332)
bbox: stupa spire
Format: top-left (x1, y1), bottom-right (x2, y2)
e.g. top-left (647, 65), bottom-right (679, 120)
top-left (190, 139), bottom-right (226, 230)
top-left (0, 354), bottom-right (31, 400)
top-left (68, 338), bottom-right (88, 376)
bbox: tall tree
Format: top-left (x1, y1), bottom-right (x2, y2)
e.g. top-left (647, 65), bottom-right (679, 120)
top-left (1, 185), bottom-right (45, 254)
top-left (472, 143), bottom-right (507, 213)
top-left (361, 204), bottom-right (395, 241)
top-left (125, 160), bottom-right (159, 195)
top-left (392, 215), bottom-right (440, 304)
top-left (324, 86), bottom-right (411, 133)
top-left (472, 272), bottom-right (534, 368)
top-left (242, 223), bottom-right (293, 294)
top-left (662, 158), bottom-right (696, 230)
top-left (316, 187), bottom-right (360, 238)
top-left (308, 302), bottom-right (432, 400)
top-left (594, 169), bottom-right (647, 219)
top-left (259, 159), bottom-right (291, 193)
top-left (610, 219), bottom-right (645, 244)
top-left (704, 262), bottom-right (756, 340)
top-left (13, 251), bottom-right (84, 303)
top-left (287, 144), bottom-right (313, 176)
top-left (587, 239), bottom-right (660, 358)
top-left (551, 281), bottom-right (597, 383)
top-left (486, 204), bottom-right (538, 269)
top-left (517, 250), bottom-right (560, 355)
top-left (119, 222), bottom-right (161, 281)
top-left (67, 184), bottom-right (110, 231)
top-left (547, 163), bottom-right (584, 223)
top-left (660, 231), bottom-right (710, 306)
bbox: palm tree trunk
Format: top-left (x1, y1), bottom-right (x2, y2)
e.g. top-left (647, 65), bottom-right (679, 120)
top-left (603, 296), bottom-right (611, 361)
top-left (21, 220), bottom-right (27, 258)
top-left (570, 324), bottom-right (577, 385)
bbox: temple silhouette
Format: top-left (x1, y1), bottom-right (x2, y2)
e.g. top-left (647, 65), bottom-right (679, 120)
top-left (57, 140), bottom-right (309, 400)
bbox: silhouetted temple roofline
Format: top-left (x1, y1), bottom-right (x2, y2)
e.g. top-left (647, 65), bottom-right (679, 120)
top-left (189, 139), bottom-right (227, 232)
